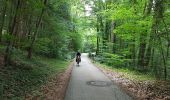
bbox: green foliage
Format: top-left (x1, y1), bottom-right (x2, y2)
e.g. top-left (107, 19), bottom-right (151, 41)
top-left (97, 62), bottom-right (155, 81)
top-left (89, 0), bottom-right (170, 80)
top-left (34, 38), bottom-right (51, 57)
top-left (110, 6), bottom-right (137, 20)
top-left (0, 0), bottom-right (84, 98)
top-left (0, 53), bottom-right (69, 99)
top-left (95, 52), bottom-right (125, 67)
top-left (83, 34), bottom-right (97, 52)
top-left (3, 33), bottom-right (16, 42)
top-left (32, 0), bottom-right (83, 59)
top-left (70, 32), bottom-right (83, 51)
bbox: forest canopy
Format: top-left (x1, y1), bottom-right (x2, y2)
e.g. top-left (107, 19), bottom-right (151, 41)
top-left (81, 0), bottom-right (170, 80)
top-left (0, 0), bottom-right (83, 64)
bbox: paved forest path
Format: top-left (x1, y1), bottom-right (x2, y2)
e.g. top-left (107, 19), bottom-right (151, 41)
top-left (64, 53), bottom-right (132, 100)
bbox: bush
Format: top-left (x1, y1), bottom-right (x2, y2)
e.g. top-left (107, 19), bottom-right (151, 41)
top-left (95, 53), bottom-right (126, 67)
top-left (34, 38), bottom-right (51, 57)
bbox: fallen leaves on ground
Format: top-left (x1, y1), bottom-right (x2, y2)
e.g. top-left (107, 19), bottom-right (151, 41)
top-left (97, 66), bottom-right (170, 100)
top-left (25, 62), bottom-right (73, 100)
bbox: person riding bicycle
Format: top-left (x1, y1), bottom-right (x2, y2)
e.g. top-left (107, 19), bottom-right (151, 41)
top-left (76, 51), bottom-right (81, 63)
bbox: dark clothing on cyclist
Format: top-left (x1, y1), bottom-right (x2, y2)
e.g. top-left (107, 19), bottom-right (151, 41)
top-left (76, 52), bottom-right (81, 62)
top-left (76, 52), bottom-right (81, 57)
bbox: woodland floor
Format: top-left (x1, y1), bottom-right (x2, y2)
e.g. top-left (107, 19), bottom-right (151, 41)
top-left (95, 63), bottom-right (170, 100)
top-left (0, 51), bottom-right (72, 100)
top-left (25, 62), bottom-right (73, 100)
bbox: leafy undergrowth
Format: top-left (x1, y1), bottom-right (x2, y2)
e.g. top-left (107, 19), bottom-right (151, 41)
top-left (25, 62), bottom-right (73, 100)
top-left (0, 53), bottom-right (70, 99)
top-left (95, 62), bottom-right (170, 100)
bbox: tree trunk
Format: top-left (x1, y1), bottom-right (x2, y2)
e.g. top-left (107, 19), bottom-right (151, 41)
top-left (4, 0), bottom-right (21, 66)
top-left (27, 0), bottom-right (48, 59)
top-left (0, 0), bottom-right (7, 42)
top-left (158, 37), bottom-right (167, 80)
top-left (138, 36), bottom-right (146, 69)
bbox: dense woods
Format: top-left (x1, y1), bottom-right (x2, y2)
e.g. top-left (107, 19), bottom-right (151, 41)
top-left (0, 0), bottom-right (170, 99)
top-left (0, 0), bottom-right (82, 98)
top-left (0, 0), bottom-right (82, 65)
top-left (81, 0), bottom-right (170, 80)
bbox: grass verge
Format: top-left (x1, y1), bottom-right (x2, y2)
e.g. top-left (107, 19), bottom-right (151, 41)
top-left (95, 62), bottom-right (155, 81)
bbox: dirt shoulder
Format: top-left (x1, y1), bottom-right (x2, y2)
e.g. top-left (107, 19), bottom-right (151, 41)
top-left (25, 61), bottom-right (73, 100)
top-left (94, 63), bottom-right (170, 100)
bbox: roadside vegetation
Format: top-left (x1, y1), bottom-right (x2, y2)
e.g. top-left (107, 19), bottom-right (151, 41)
top-left (0, 48), bottom-right (70, 99)
top-left (83, 0), bottom-right (170, 99)
top-left (93, 61), bottom-right (170, 99)
top-left (0, 0), bottom-right (80, 99)
top-left (85, 0), bottom-right (170, 81)
top-left (96, 62), bottom-right (155, 81)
